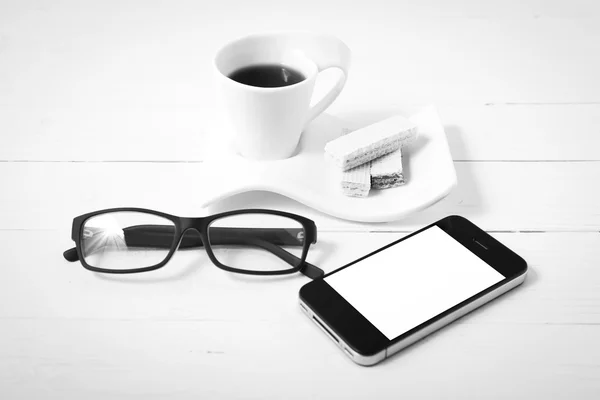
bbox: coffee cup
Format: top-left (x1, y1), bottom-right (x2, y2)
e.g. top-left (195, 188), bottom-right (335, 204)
top-left (214, 32), bottom-right (351, 160)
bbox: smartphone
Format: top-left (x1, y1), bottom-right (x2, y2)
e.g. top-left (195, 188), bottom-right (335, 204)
top-left (299, 215), bottom-right (527, 366)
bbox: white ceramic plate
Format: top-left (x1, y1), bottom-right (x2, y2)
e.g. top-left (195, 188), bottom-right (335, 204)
top-left (200, 105), bottom-right (456, 222)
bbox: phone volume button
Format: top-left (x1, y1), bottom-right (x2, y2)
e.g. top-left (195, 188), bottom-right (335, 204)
top-left (343, 347), bottom-right (354, 358)
top-left (300, 302), bottom-right (310, 315)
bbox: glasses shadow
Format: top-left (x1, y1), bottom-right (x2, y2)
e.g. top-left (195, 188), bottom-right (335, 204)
top-left (219, 239), bottom-right (337, 283)
top-left (306, 239), bottom-right (338, 271)
top-left (92, 255), bottom-right (204, 284)
top-left (92, 239), bottom-right (337, 284)
top-left (224, 272), bottom-right (303, 284)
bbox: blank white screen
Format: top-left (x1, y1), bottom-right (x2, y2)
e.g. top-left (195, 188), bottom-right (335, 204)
top-left (325, 226), bottom-right (504, 340)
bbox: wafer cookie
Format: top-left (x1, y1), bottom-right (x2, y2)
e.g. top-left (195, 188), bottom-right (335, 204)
top-left (325, 115), bottom-right (417, 171)
top-left (341, 162), bottom-right (371, 197)
top-left (339, 128), bottom-right (371, 197)
top-left (371, 148), bottom-right (405, 189)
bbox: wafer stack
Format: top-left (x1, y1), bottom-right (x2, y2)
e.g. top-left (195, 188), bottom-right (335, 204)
top-left (371, 149), bottom-right (404, 189)
top-left (326, 116), bottom-right (417, 198)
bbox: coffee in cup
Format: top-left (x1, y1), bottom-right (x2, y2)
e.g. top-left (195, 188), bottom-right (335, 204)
top-left (228, 64), bottom-right (306, 88)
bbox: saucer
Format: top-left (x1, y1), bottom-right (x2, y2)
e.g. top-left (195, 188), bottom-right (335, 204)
top-left (200, 105), bottom-right (456, 223)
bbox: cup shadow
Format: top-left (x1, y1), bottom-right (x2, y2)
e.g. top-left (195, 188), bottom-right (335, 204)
top-left (290, 112), bottom-right (345, 157)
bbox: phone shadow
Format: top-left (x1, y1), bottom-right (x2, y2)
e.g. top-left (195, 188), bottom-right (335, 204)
top-left (374, 268), bottom-right (537, 368)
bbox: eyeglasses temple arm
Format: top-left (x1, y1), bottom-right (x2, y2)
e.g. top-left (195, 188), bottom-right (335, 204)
top-left (63, 247), bottom-right (79, 262)
top-left (225, 236), bottom-right (324, 279)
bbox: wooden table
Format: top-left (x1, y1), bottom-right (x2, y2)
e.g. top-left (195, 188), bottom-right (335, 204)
top-left (2, 1), bottom-right (599, 398)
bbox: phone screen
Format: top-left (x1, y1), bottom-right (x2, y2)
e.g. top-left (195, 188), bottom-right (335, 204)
top-left (324, 225), bottom-right (505, 340)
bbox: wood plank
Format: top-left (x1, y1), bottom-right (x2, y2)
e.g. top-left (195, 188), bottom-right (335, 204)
top-left (1, 13), bottom-right (595, 108)
top-left (1, 3), bottom-right (598, 109)
top-left (1, 320), bottom-right (597, 399)
top-left (0, 231), bottom-right (599, 398)
top-left (4, 0), bottom-right (600, 22)
top-left (0, 161), bottom-right (598, 231)
top-left (336, 15), bottom-right (600, 106)
top-left (2, 3), bottom-right (600, 161)
top-left (340, 104), bottom-right (600, 162)
top-left (209, 161), bottom-right (600, 232)
top-left (1, 231), bottom-right (598, 325)
top-left (2, 104), bottom-right (600, 161)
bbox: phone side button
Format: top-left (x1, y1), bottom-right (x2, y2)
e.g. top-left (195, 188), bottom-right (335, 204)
top-left (343, 347), bottom-right (354, 358)
top-left (299, 302), bottom-right (309, 314)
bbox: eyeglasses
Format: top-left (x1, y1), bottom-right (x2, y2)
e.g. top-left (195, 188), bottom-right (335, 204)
top-left (63, 208), bottom-right (324, 279)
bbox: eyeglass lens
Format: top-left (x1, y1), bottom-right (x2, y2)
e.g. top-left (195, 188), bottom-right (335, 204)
top-left (81, 212), bottom-right (176, 270)
top-left (208, 214), bottom-right (306, 272)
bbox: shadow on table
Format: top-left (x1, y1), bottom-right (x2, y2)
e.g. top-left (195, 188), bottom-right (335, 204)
top-left (92, 238), bottom-right (337, 285)
top-left (92, 254), bottom-right (207, 284)
top-left (375, 266), bottom-right (537, 368)
top-left (223, 238), bottom-right (338, 284)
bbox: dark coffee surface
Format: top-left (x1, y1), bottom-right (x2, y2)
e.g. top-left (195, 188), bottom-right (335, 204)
top-left (228, 64), bottom-right (305, 88)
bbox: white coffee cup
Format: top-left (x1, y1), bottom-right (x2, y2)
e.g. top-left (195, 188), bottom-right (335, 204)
top-left (214, 32), bottom-right (351, 160)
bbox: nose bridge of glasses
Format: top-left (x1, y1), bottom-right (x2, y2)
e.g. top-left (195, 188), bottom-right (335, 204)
top-left (177, 226), bottom-right (207, 250)
top-left (178, 217), bottom-right (209, 231)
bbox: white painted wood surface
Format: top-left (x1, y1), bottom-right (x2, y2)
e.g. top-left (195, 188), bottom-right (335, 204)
top-left (1, 1), bottom-right (599, 398)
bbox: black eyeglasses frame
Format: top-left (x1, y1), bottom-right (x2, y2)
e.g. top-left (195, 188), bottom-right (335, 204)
top-left (63, 207), bottom-right (323, 279)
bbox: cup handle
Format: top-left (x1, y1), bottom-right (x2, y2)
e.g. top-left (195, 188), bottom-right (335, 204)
top-left (297, 34), bottom-right (351, 127)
